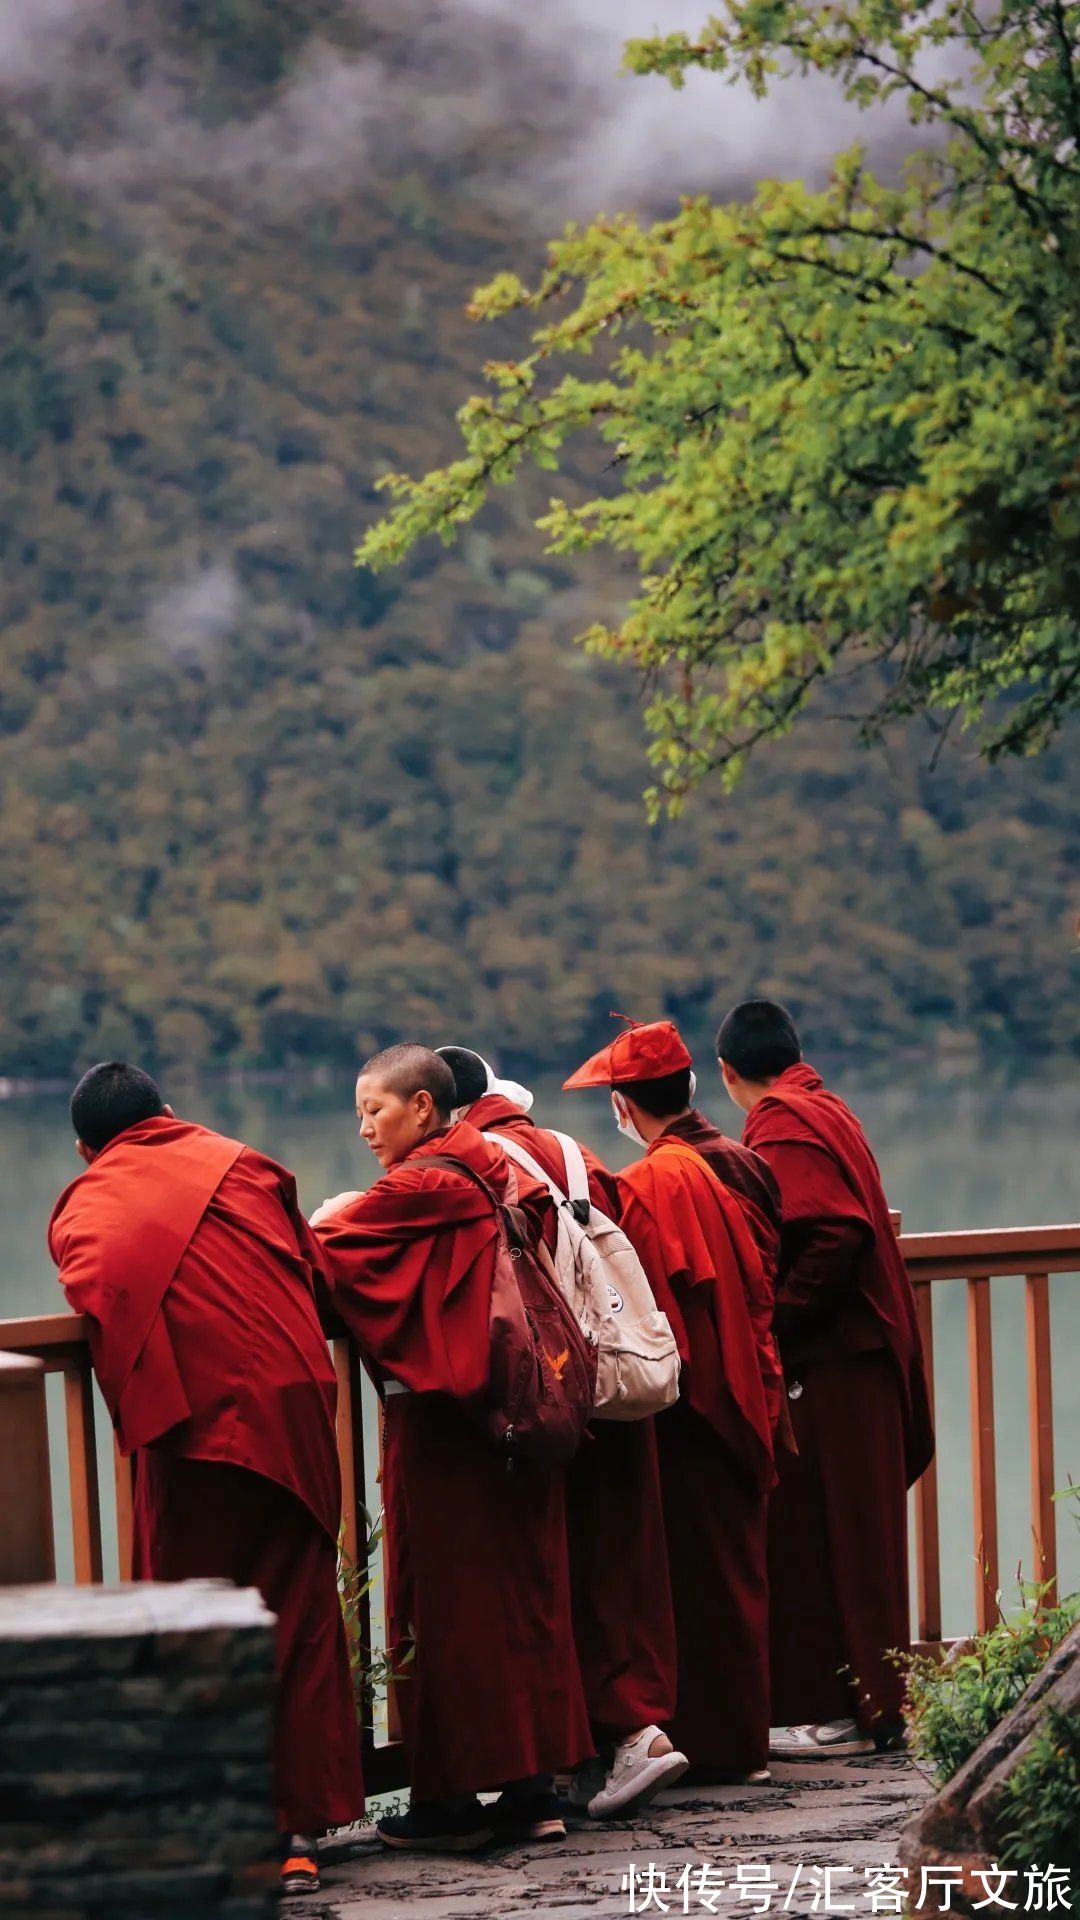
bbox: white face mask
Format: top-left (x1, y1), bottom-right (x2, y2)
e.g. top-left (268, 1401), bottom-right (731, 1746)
top-left (610, 1071), bottom-right (696, 1146)
top-left (611, 1092), bottom-right (648, 1149)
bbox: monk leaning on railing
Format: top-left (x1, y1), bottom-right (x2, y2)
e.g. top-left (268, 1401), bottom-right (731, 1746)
top-left (311, 1043), bottom-right (595, 1853)
top-left (45, 1061), bottom-right (364, 1898)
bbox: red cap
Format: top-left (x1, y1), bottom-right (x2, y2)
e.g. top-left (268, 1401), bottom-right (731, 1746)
top-left (563, 1019), bottom-right (693, 1091)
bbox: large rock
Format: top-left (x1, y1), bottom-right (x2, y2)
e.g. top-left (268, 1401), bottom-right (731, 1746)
top-left (898, 1620), bottom-right (1080, 1912)
top-left (0, 1582), bottom-right (278, 1918)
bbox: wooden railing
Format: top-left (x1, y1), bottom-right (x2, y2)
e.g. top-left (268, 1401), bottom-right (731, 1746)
top-left (1, 1222), bottom-right (1076, 1788)
top-left (902, 1224), bottom-right (1078, 1641)
top-left (0, 1315), bottom-right (403, 1790)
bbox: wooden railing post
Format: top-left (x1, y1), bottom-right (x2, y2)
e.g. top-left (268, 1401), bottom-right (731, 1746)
top-left (0, 1354), bottom-right (56, 1584)
top-left (913, 1281), bottom-right (942, 1644)
top-left (1024, 1273), bottom-right (1057, 1605)
top-left (333, 1336), bottom-right (361, 1571)
top-left (967, 1276), bottom-right (999, 1631)
top-left (376, 1404), bottom-right (403, 1750)
top-left (63, 1355), bottom-right (103, 1583)
top-left (114, 1439), bottom-right (135, 1580)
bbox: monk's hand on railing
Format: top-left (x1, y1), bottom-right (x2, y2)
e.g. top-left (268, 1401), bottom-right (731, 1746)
top-left (309, 1191), bottom-right (363, 1228)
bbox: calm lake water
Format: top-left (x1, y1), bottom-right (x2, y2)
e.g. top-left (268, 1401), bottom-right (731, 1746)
top-left (2, 1067), bottom-right (1077, 1638)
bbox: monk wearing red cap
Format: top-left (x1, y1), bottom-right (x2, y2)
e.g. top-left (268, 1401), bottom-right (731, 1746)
top-left (435, 1044), bottom-right (686, 1821)
top-left (312, 1044), bottom-right (592, 1852)
top-left (564, 1021), bottom-right (785, 1782)
top-left (48, 1062), bottom-right (364, 1898)
top-left (716, 1001), bottom-right (934, 1757)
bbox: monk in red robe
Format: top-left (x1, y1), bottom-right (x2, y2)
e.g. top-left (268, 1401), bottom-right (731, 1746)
top-left (435, 1045), bottom-right (686, 1820)
top-left (717, 1001), bottom-right (935, 1756)
top-left (312, 1044), bottom-right (592, 1852)
top-left (48, 1061), bottom-right (363, 1897)
top-left (565, 1020), bottom-right (784, 1783)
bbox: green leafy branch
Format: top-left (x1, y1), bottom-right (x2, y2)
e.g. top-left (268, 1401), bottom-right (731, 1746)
top-left (357, 1), bottom-right (1080, 812)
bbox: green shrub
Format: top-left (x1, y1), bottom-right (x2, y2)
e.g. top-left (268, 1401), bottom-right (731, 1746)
top-left (903, 1594), bottom-right (1080, 1788)
top-left (999, 1706), bottom-right (1080, 1879)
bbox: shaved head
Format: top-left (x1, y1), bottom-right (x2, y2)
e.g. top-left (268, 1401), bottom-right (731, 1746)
top-left (358, 1044), bottom-right (455, 1122)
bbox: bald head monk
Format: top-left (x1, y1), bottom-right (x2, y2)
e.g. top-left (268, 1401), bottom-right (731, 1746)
top-left (312, 1043), bottom-right (592, 1852)
top-left (48, 1061), bottom-right (364, 1897)
top-left (717, 1000), bottom-right (934, 1755)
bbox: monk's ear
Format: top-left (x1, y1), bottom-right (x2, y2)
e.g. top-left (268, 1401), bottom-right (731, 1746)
top-left (162, 1103), bottom-right (174, 1118)
top-left (76, 1139), bottom-right (95, 1166)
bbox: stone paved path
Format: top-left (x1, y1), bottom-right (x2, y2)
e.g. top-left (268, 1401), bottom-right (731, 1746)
top-left (310, 1756), bottom-right (930, 1919)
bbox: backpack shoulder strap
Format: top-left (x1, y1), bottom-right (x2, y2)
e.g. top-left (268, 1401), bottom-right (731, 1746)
top-left (484, 1130), bottom-right (562, 1202)
top-left (548, 1130), bottom-right (591, 1209)
top-left (418, 1152), bottom-right (528, 1250)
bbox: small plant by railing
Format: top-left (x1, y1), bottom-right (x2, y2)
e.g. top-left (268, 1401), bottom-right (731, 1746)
top-left (903, 1587), bottom-right (1079, 1787)
top-left (337, 1504), bottom-right (412, 1719)
top-left (998, 1705), bottom-right (1080, 1881)
top-left (900, 1486), bottom-right (1080, 1875)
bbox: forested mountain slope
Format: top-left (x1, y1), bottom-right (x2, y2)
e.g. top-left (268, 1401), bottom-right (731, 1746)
top-left (1, 0), bottom-right (1075, 1075)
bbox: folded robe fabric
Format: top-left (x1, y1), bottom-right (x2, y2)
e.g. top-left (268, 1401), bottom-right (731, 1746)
top-left (659, 1107), bottom-right (782, 1274)
top-left (49, 1117), bottom-right (243, 1452)
top-left (49, 1114), bottom-right (341, 1542)
top-left (312, 1120), bottom-right (551, 1400)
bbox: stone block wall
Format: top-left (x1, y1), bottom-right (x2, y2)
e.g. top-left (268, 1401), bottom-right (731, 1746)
top-left (0, 1581), bottom-right (278, 1918)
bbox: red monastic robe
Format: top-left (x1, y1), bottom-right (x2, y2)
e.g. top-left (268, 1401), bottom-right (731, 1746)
top-left (660, 1109), bottom-right (782, 1275)
top-left (617, 1138), bottom-right (781, 1773)
top-left (313, 1121), bottom-right (592, 1801)
top-left (744, 1063), bottom-right (935, 1734)
top-left (48, 1117), bottom-right (363, 1833)
top-left (469, 1093), bottom-right (677, 1742)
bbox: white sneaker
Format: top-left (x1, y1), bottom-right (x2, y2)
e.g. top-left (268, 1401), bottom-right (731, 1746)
top-left (768, 1719), bottom-right (874, 1758)
top-left (566, 1755), bottom-right (606, 1810)
top-left (587, 1726), bottom-right (690, 1818)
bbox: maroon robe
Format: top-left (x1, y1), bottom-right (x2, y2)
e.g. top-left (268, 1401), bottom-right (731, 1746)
top-left (49, 1120), bottom-right (363, 1833)
top-left (470, 1093), bottom-right (677, 1741)
top-left (618, 1139), bottom-right (780, 1774)
top-left (744, 1064), bottom-right (935, 1734)
top-left (313, 1121), bottom-right (592, 1800)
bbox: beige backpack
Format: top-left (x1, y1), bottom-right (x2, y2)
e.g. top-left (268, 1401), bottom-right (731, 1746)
top-left (484, 1128), bottom-right (681, 1421)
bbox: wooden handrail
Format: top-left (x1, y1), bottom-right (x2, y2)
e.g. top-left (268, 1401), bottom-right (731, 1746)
top-left (899, 1224), bottom-right (1080, 1280)
top-left (0, 1313), bottom-right (89, 1351)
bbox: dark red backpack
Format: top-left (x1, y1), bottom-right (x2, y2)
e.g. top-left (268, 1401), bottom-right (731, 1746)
top-left (423, 1155), bottom-right (595, 1468)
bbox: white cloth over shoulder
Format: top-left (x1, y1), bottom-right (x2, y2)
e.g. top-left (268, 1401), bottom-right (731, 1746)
top-left (447, 1049), bottom-right (534, 1118)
